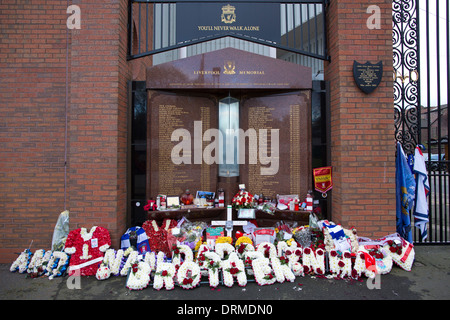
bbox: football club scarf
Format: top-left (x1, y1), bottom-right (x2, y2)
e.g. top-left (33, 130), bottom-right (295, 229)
top-left (413, 146), bottom-right (430, 240)
top-left (319, 220), bottom-right (351, 252)
top-left (396, 142), bottom-right (415, 243)
top-left (121, 226), bottom-right (151, 254)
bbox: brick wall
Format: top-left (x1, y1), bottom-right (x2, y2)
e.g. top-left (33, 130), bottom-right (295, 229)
top-left (0, 0), bottom-right (68, 262)
top-left (324, 0), bottom-right (396, 238)
top-left (0, 0), bottom-right (132, 263)
top-left (68, 0), bottom-right (130, 250)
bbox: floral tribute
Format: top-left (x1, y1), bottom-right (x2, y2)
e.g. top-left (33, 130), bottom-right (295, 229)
top-left (64, 226), bottom-right (111, 276)
top-left (10, 249), bottom-right (32, 274)
top-left (10, 220), bottom-right (416, 291)
top-left (231, 190), bottom-right (255, 209)
top-left (142, 219), bottom-right (177, 257)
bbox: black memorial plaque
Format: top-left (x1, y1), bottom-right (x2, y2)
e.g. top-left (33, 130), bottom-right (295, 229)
top-left (353, 61), bottom-right (383, 94)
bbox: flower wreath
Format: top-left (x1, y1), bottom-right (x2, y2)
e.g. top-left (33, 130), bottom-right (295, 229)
top-left (153, 252), bottom-right (176, 291)
top-left (99, 248), bottom-right (125, 277)
top-left (64, 226), bottom-right (111, 276)
top-left (302, 247), bottom-right (326, 275)
top-left (364, 245), bottom-right (393, 275)
top-left (202, 251), bottom-right (221, 288)
top-left (46, 251), bottom-right (70, 279)
top-left (235, 241), bottom-right (255, 259)
top-left (177, 261), bottom-right (201, 289)
top-left (144, 251), bottom-right (157, 272)
top-left (142, 219), bottom-right (177, 257)
top-left (271, 255), bottom-right (296, 283)
top-left (322, 223), bottom-right (359, 254)
top-left (284, 247), bottom-right (303, 277)
top-left (328, 250), bottom-right (353, 278)
top-left (235, 235), bottom-right (253, 247)
top-left (276, 240), bottom-right (298, 257)
top-left (252, 257), bottom-right (276, 286)
top-left (243, 251), bottom-right (264, 274)
top-left (195, 243), bottom-right (210, 265)
top-left (358, 233), bottom-right (415, 272)
top-left (96, 263), bottom-right (111, 281)
top-left (383, 239), bottom-right (414, 271)
top-left (10, 249), bottom-right (32, 273)
top-left (352, 251), bottom-right (368, 279)
top-left (221, 252), bottom-right (247, 287)
top-left (27, 249), bottom-right (46, 275)
top-left (126, 261), bottom-right (151, 290)
top-left (215, 242), bottom-right (235, 260)
top-left (256, 242), bottom-right (277, 259)
top-left (215, 236), bottom-right (233, 245)
top-left (120, 250), bottom-right (139, 276)
top-left (172, 244), bottom-right (194, 270)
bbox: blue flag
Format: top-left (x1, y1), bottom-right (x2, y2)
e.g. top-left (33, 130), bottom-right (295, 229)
top-left (396, 142), bottom-right (415, 243)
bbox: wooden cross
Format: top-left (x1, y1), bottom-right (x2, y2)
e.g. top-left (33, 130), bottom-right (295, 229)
top-left (211, 205), bottom-right (247, 237)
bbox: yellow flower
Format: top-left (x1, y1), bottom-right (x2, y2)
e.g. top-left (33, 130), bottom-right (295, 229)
top-left (215, 236), bottom-right (233, 244)
top-left (194, 239), bottom-right (203, 252)
top-left (235, 236), bottom-right (253, 247)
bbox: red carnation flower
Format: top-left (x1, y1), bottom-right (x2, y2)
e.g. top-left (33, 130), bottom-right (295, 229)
top-left (338, 261), bottom-right (345, 268)
top-left (230, 267), bottom-right (239, 275)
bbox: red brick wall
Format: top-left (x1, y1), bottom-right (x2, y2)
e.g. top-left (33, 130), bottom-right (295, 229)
top-left (0, 0), bottom-right (132, 263)
top-left (0, 0), bottom-right (68, 262)
top-left (68, 0), bottom-right (130, 250)
top-left (324, 0), bottom-right (396, 238)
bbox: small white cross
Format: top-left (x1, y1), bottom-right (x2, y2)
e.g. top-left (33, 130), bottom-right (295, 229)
top-left (211, 205), bottom-right (247, 237)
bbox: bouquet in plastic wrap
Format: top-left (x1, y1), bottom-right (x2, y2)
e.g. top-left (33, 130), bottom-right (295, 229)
top-left (176, 218), bottom-right (207, 250)
top-left (51, 210), bottom-right (69, 252)
top-left (275, 221), bottom-right (297, 242)
top-left (293, 226), bottom-right (312, 248)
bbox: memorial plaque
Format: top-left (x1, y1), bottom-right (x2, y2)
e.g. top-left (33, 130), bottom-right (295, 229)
top-left (147, 91), bottom-right (218, 199)
top-left (176, 3), bottom-right (280, 45)
top-left (240, 92), bottom-right (311, 199)
top-left (146, 48), bottom-right (312, 90)
top-left (146, 48), bottom-right (313, 205)
top-left (353, 61), bottom-right (383, 94)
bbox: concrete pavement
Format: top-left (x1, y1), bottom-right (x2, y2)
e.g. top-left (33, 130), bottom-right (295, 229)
top-left (0, 245), bottom-right (448, 303)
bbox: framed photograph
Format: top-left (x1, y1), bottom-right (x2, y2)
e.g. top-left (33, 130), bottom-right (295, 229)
top-left (196, 191), bottom-right (215, 199)
top-left (166, 196), bottom-right (180, 209)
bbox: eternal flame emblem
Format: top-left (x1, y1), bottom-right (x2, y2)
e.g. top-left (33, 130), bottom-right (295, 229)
top-left (223, 60), bottom-right (236, 75)
top-left (221, 4), bottom-right (236, 24)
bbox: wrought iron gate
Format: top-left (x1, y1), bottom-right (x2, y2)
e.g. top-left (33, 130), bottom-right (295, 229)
top-left (393, 0), bottom-right (449, 244)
